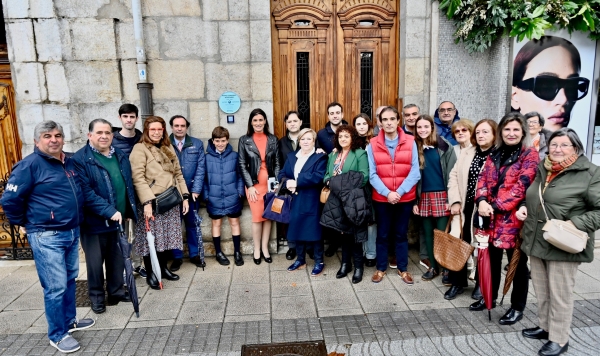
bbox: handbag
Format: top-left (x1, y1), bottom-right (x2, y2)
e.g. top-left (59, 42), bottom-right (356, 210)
top-left (153, 186), bottom-right (183, 215)
top-left (320, 186), bottom-right (330, 204)
top-left (433, 215), bottom-right (475, 272)
top-left (538, 184), bottom-right (589, 253)
top-left (262, 178), bottom-right (293, 224)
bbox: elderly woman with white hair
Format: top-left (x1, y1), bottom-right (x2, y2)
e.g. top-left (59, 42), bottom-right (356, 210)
top-left (518, 128), bottom-right (600, 356)
top-left (278, 128), bottom-right (328, 276)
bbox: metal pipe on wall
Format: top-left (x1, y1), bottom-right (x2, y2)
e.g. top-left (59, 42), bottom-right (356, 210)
top-left (132, 0), bottom-right (153, 120)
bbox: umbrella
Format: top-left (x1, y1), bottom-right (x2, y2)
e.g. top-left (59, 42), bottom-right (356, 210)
top-left (193, 209), bottom-right (205, 270)
top-left (474, 216), bottom-right (493, 321)
top-left (145, 218), bottom-right (163, 290)
top-left (117, 223), bottom-right (140, 317)
top-left (499, 236), bottom-right (522, 306)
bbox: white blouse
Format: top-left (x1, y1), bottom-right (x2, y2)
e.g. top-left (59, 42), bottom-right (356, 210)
top-left (294, 148), bottom-right (315, 180)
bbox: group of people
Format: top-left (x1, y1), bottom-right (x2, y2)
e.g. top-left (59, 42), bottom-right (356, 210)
top-left (1, 100), bottom-right (598, 356)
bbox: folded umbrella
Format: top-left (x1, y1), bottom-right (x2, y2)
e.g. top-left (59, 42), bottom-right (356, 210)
top-left (500, 236), bottom-right (523, 305)
top-left (474, 216), bottom-right (493, 321)
top-left (145, 218), bottom-right (162, 290)
top-left (193, 209), bottom-right (205, 270)
top-left (117, 223), bottom-right (140, 317)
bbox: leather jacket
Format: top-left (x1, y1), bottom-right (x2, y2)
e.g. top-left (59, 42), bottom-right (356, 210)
top-left (238, 133), bottom-right (280, 187)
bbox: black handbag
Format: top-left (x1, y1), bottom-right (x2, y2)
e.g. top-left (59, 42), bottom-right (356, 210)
top-left (153, 186), bottom-right (183, 215)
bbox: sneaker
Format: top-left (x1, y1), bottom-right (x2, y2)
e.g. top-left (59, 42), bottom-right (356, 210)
top-left (50, 335), bottom-right (80, 353)
top-left (68, 318), bottom-right (95, 333)
top-left (134, 265), bottom-right (147, 278)
top-left (419, 258), bottom-right (431, 269)
top-left (311, 263), bottom-right (325, 277)
top-left (422, 267), bottom-right (439, 281)
top-left (389, 257), bottom-right (397, 269)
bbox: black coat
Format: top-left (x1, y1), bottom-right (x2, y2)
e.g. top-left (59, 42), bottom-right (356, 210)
top-left (320, 171), bottom-right (372, 242)
top-left (238, 133), bottom-right (280, 187)
top-left (277, 135), bottom-right (299, 166)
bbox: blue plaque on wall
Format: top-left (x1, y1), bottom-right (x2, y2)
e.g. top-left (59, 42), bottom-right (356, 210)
top-left (218, 91), bottom-right (241, 114)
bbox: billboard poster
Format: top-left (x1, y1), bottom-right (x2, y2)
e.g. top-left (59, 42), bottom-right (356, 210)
top-left (511, 29), bottom-right (597, 143)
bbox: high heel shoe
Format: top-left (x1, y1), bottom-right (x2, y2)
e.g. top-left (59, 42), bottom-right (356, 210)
top-left (262, 252), bottom-right (272, 264)
top-left (253, 254), bottom-right (262, 265)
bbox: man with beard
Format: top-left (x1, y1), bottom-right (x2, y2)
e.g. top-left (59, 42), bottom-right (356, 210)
top-left (317, 102), bottom-right (347, 154)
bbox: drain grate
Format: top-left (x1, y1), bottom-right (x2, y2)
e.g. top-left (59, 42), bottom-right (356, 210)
top-left (241, 340), bottom-right (327, 356)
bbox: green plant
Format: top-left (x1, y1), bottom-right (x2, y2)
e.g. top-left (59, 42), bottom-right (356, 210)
top-left (437, 0), bottom-right (600, 53)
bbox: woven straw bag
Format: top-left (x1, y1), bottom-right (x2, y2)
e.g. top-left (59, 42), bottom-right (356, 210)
top-left (434, 215), bottom-right (475, 272)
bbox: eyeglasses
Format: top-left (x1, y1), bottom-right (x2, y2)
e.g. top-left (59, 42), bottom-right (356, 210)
top-left (549, 143), bottom-right (573, 150)
top-left (454, 128), bottom-right (469, 134)
top-left (149, 128), bottom-right (164, 132)
top-left (438, 108), bottom-right (455, 114)
top-left (527, 120), bottom-right (540, 126)
top-left (516, 75), bottom-right (589, 102)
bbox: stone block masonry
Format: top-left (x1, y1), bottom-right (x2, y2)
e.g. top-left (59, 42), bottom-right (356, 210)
top-left (5, 0), bottom-right (274, 256)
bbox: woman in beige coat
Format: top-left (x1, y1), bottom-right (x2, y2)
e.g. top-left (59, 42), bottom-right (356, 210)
top-left (130, 116), bottom-right (189, 289)
top-left (444, 119), bottom-right (497, 300)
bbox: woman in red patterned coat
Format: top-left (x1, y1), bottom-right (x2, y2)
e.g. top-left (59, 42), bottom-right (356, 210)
top-left (472, 112), bottom-right (539, 326)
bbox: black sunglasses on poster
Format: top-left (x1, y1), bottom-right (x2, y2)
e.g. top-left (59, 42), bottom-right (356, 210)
top-left (516, 75), bottom-right (589, 102)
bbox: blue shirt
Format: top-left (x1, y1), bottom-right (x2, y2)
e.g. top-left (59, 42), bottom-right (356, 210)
top-left (366, 137), bottom-right (420, 198)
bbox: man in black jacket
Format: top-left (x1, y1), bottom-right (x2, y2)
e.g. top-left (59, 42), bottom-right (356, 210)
top-left (72, 119), bottom-right (138, 314)
top-left (317, 102), bottom-right (347, 154)
top-left (277, 111), bottom-right (302, 260)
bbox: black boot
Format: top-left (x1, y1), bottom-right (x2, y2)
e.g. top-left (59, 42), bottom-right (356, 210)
top-left (471, 282), bottom-right (482, 300)
top-left (336, 263), bottom-right (352, 278)
top-left (143, 256), bottom-right (160, 290)
top-left (352, 268), bottom-right (363, 284)
top-left (158, 251), bottom-right (179, 281)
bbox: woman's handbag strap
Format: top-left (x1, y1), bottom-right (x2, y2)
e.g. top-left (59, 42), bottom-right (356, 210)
top-left (445, 212), bottom-right (463, 238)
top-left (537, 183), bottom-right (550, 221)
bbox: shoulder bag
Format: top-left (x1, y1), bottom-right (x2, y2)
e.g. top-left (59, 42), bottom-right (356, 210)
top-left (320, 186), bottom-right (330, 204)
top-left (434, 215), bottom-right (475, 272)
top-left (153, 185), bottom-right (183, 215)
top-left (538, 184), bottom-right (589, 254)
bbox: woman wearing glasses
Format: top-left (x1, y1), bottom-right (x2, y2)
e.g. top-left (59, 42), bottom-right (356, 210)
top-left (518, 128), bottom-right (600, 356)
top-left (512, 36), bottom-right (590, 132)
top-left (450, 119), bottom-right (475, 156)
top-left (524, 111), bottom-right (551, 159)
top-left (473, 112), bottom-right (539, 325)
top-left (130, 116), bottom-right (189, 289)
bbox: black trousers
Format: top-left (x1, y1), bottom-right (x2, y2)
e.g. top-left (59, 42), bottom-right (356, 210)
top-left (448, 201), bottom-right (474, 288)
top-left (80, 231), bottom-right (126, 303)
top-left (341, 235), bottom-right (363, 268)
top-left (489, 244), bottom-right (529, 311)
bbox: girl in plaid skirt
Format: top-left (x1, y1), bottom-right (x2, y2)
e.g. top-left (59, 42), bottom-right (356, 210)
top-left (412, 115), bottom-right (457, 281)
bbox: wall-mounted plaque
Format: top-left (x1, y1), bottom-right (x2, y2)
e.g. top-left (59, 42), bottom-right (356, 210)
top-left (218, 91), bottom-right (241, 114)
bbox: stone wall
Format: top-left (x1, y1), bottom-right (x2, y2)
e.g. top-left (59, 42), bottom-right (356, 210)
top-left (3, 0), bottom-right (276, 256)
top-left (436, 16), bottom-right (510, 121)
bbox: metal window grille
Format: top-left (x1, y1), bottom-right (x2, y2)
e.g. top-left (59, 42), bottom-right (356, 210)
top-left (360, 52), bottom-right (373, 119)
top-left (296, 52), bottom-right (311, 129)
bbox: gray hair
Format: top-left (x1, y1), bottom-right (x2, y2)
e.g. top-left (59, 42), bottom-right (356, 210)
top-left (403, 104), bottom-right (420, 113)
top-left (88, 118), bottom-right (113, 133)
top-left (34, 121), bottom-right (64, 142)
top-left (547, 128), bottom-right (585, 156)
top-left (496, 112), bottom-right (531, 148)
top-left (524, 111), bottom-right (545, 127)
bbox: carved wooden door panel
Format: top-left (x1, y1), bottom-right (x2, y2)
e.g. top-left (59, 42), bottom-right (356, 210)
top-left (271, 0), bottom-right (399, 137)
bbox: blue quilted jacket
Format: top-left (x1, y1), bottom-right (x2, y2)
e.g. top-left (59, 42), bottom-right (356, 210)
top-left (203, 140), bottom-right (245, 216)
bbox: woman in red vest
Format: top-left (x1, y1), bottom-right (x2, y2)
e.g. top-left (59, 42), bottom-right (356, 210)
top-left (412, 115), bottom-right (457, 281)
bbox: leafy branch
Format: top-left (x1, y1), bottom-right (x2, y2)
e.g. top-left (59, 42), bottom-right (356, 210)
top-left (437, 0), bottom-right (600, 53)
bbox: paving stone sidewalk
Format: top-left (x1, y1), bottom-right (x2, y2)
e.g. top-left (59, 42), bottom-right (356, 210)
top-left (1, 249), bottom-right (599, 355)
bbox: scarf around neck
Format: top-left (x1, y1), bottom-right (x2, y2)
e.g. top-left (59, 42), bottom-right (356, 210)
top-left (543, 153), bottom-right (578, 189)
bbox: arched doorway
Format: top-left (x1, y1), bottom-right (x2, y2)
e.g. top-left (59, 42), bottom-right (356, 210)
top-left (270, 0), bottom-right (399, 137)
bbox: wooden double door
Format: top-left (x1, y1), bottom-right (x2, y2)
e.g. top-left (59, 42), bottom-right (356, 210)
top-left (271, 0), bottom-right (399, 137)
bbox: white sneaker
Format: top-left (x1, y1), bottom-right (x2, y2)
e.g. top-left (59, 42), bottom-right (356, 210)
top-left (50, 335), bottom-right (80, 353)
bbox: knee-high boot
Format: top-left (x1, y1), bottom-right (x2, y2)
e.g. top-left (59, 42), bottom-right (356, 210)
top-left (158, 251), bottom-right (179, 281)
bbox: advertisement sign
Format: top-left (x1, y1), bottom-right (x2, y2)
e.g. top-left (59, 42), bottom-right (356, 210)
top-left (511, 29), bottom-right (597, 142)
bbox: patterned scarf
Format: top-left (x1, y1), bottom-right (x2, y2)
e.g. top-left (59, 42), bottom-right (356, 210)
top-left (543, 153), bottom-right (578, 189)
top-left (333, 150), bottom-right (348, 176)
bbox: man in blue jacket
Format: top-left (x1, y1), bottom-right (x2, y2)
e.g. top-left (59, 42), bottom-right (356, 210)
top-left (316, 102), bottom-right (348, 154)
top-left (72, 119), bottom-right (138, 315)
top-left (1, 121), bottom-right (95, 353)
top-left (433, 101), bottom-right (460, 145)
top-left (169, 115), bottom-right (206, 269)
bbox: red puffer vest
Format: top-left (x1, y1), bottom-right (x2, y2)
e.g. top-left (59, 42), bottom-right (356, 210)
top-left (371, 128), bottom-right (417, 203)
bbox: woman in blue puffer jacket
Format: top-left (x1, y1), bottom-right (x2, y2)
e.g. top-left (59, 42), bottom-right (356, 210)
top-left (203, 126), bottom-right (246, 266)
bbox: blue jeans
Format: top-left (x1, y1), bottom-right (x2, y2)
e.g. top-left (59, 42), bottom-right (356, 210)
top-left (363, 224), bottom-right (377, 259)
top-left (173, 199), bottom-right (200, 259)
top-left (295, 241), bottom-right (324, 265)
top-left (29, 228), bottom-right (79, 343)
top-left (374, 201), bottom-right (412, 272)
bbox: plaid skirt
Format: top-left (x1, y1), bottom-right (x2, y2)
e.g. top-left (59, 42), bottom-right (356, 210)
top-left (419, 191), bottom-right (450, 217)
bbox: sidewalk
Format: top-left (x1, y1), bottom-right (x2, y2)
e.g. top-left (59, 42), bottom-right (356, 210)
top-left (1, 249), bottom-right (600, 355)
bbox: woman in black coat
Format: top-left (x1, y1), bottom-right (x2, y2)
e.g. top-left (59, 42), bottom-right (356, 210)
top-left (278, 128), bottom-right (328, 277)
